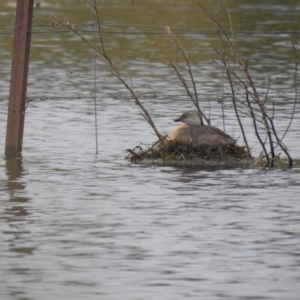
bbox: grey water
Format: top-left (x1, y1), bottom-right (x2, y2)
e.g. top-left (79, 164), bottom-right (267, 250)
top-left (1, 1), bottom-right (300, 299)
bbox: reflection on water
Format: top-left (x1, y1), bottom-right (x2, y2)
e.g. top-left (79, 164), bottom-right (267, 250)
top-left (1, 1), bottom-right (300, 300)
top-left (2, 158), bottom-right (36, 298)
top-left (3, 158), bottom-right (33, 253)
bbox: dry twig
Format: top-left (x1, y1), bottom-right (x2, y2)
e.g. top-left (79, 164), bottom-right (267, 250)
top-left (55, 0), bottom-right (163, 140)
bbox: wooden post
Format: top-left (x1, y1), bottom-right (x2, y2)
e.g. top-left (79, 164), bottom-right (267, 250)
top-left (5, 0), bottom-right (34, 157)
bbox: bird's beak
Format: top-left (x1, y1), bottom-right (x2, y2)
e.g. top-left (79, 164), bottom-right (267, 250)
top-left (174, 118), bottom-right (181, 122)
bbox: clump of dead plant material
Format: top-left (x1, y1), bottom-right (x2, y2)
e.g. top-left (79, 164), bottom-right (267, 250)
top-left (127, 140), bottom-right (251, 163)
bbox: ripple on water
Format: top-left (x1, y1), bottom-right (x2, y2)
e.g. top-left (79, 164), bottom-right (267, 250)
top-left (1, 2), bottom-right (300, 299)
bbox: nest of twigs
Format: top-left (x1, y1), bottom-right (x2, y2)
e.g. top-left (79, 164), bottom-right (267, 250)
top-left (127, 140), bottom-right (251, 163)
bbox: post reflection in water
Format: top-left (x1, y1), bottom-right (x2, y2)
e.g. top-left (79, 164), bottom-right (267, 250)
top-left (2, 157), bottom-right (36, 299)
top-left (3, 157), bottom-right (34, 258)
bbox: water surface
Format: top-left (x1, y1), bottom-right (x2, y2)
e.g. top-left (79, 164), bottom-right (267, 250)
top-left (1, 1), bottom-right (300, 299)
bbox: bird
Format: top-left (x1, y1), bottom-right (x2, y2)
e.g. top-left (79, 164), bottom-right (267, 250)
top-left (169, 110), bottom-right (236, 148)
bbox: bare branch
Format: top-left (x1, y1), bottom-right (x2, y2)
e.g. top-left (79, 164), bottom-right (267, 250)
top-left (149, 27), bottom-right (210, 125)
top-left (55, 9), bottom-right (164, 140)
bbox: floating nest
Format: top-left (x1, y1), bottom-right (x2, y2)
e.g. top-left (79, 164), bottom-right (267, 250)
top-left (127, 140), bottom-right (252, 167)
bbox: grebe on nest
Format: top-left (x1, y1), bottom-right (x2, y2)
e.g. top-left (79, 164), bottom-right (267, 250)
top-left (169, 110), bottom-right (236, 148)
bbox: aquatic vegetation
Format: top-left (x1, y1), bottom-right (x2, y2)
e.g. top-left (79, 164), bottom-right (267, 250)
top-left (127, 139), bottom-right (251, 163)
top-left (58, 0), bottom-right (297, 168)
